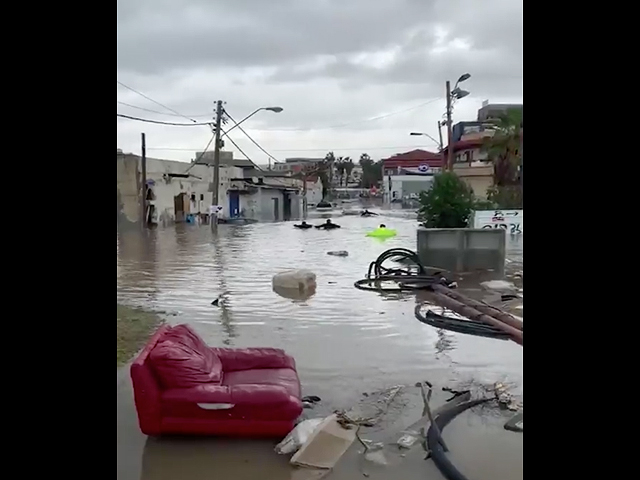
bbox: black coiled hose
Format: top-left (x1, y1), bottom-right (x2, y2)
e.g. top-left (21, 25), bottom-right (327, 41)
top-left (354, 248), bottom-right (453, 292)
top-left (356, 249), bottom-right (512, 341)
top-left (427, 399), bottom-right (490, 480)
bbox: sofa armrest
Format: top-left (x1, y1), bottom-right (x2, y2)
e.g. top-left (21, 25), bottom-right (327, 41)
top-left (162, 384), bottom-right (300, 407)
top-left (212, 348), bottom-right (296, 372)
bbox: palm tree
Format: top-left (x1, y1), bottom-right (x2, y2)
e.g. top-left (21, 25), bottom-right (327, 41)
top-left (483, 109), bottom-right (522, 187)
top-left (344, 158), bottom-right (355, 185)
top-left (483, 109), bottom-right (523, 208)
top-left (336, 158), bottom-right (347, 187)
top-left (358, 153), bottom-right (382, 189)
top-left (320, 152), bottom-right (336, 199)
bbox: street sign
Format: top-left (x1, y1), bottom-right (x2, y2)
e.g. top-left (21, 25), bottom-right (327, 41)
top-left (474, 210), bottom-right (523, 235)
top-left (209, 205), bottom-right (223, 216)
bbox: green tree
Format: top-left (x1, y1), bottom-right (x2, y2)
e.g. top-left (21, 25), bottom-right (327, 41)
top-left (419, 172), bottom-right (476, 228)
top-left (483, 108), bottom-right (523, 208)
top-left (320, 152), bottom-right (336, 199)
top-left (345, 158), bottom-right (355, 185)
top-left (359, 153), bottom-right (383, 189)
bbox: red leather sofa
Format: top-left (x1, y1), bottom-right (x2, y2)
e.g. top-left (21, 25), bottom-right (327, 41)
top-left (131, 324), bottom-right (303, 437)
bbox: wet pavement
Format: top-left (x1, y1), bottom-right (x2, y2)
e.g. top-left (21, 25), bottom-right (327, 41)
top-left (117, 215), bottom-right (523, 480)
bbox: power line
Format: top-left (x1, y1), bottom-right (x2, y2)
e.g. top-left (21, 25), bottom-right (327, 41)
top-left (223, 133), bottom-right (292, 189)
top-left (117, 80), bottom-right (198, 123)
top-left (185, 134), bottom-right (216, 174)
top-left (117, 113), bottom-right (213, 127)
top-left (148, 144), bottom-right (437, 154)
top-left (224, 110), bottom-right (280, 163)
top-left (117, 101), bottom-right (212, 119)
top-left (248, 98), bottom-right (444, 132)
top-left (118, 96), bottom-right (442, 133)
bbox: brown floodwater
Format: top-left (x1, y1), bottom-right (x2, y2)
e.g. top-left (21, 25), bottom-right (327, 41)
top-left (117, 214), bottom-right (523, 480)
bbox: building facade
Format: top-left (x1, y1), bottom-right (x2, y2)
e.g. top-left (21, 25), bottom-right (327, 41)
top-left (445, 102), bottom-right (523, 199)
top-left (117, 151), bottom-right (303, 227)
top-left (477, 102), bottom-right (523, 122)
top-left (382, 150), bottom-right (443, 203)
top-left (445, 137), bottom-right (494, 199)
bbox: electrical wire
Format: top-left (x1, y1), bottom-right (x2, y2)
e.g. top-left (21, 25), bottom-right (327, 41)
top-left (117, 101), bottom-right (212, 119)
top-left (117, 113), bottom-right (213, 127)
top-left (223, 134), bottom-right (254, 166)
top-left (224, 110), bottom-right (280, 163)
top-left (249, 98), bottom-right (444, 132)
top-left (185, 135), bottom-right (216, 174)
top-left (146, 144), bottom-right (438, 154)
top-left (117, 80), bottom-right (198, 123)
top-left (121, 97), bottom-right (444, 134)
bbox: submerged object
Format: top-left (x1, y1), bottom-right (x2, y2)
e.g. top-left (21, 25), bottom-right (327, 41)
top-left (367, 227), bottom-right (398, 238)
top-left (273, 270), bottom-right (318, 300)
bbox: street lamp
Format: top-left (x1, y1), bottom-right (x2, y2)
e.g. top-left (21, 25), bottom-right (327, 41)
top-left (211, 104), bottom-right (284, 232)
top-left (222, 106), bottom-right (284, 137)
top-left (445, 74), bottom-right (472, 171)
top-left (410, 132), bottom-right (443, 150)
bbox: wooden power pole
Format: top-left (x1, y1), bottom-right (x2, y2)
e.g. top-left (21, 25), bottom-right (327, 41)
top-left (140, 133), bottom-right (147, 228)
top-left (211, 100), bottom-right (224, 231)
top-left (445, 81), bottom-right (454, 171)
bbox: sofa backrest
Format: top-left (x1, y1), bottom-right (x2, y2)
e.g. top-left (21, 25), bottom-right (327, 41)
top-left (131, 325), bottom-right (171, 436)
top-left (148, 324), bottom-right (224, 389)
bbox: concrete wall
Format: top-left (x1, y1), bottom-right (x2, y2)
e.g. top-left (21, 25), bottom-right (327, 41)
top-left (117, 152), bottom-right (302, 226)
top-left (390, 176), bottom-right (435, 200)
top-left (239, 188), bottom-right (301, 221)
top-left (117, 154), bottom-right (142, 228)
top-left (306, 179), bottom-right (324, 205)
top-left (417, 228), bottom-right (507, 274)
top-left (453, 164), bottom-right (494, 200)
top-left (145, 158), bottom-right (216, 226)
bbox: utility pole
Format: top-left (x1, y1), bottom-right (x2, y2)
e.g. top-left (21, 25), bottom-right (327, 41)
top-left (438, 121), bottom-right (446, 172)
top-left (445, 81), bottom-right (454, 172)
top-left (520, 117), bottom-right (524, 198)
top-left (140, 133), bottom-right (147, 229)
top-left (302, 172), bottom-right (308, 220)
top-left (211, 100), bottom-right (224, 231)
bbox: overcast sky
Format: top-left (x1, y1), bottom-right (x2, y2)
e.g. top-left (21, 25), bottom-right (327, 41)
top-left (117, 0), bottom-right (523, 164)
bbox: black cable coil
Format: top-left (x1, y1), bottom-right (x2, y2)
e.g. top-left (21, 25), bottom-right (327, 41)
top-left (354, 248), bottom-right (454, 293)
top-left (356, 249), bottom-right (511, 340)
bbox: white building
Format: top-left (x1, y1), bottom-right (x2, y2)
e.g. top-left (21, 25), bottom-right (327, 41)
top-left (117, 151), bottom-right (303, 227)
top-left (304, 177), bottom-right (324, 206)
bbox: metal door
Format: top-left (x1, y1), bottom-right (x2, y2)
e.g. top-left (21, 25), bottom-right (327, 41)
top-left (229, 191), bottom-right (241, 218)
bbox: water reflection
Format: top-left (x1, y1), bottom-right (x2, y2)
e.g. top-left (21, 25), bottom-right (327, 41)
top-left (117, 230), bottom-right (160, 304)
top-left (272, 284), bottom-right (317, 302)
top-left (211, 234), bottom-right (235, 345)
top-left (117, 216), bottom-right (523, 407)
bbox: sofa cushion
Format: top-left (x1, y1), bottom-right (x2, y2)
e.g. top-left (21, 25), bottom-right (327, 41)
top-left (149, 325), bottom-right (224, 389)
top-left (223, 368), bottom-right (302, 400)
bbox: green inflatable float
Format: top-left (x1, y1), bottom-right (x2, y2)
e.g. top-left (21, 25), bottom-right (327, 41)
top-left (367, 225), bottom-right (398, 239)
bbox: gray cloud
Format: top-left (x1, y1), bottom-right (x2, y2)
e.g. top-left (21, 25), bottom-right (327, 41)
top-left (117, 0), bottom-right (523, 162)
top-left (118, 1), bottom-right (441, 74)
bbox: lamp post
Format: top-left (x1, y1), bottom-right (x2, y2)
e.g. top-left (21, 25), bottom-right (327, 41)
top-left (445, 74), bottom-right (472, 171)
top-left (211, 104), bottom-right (283, 232)
top-left (222, 107), bottom-right (284, 139)
top-left (410, 122), bottom-right (449, 173)
top-left (410, 131), bottom-right (443, 150)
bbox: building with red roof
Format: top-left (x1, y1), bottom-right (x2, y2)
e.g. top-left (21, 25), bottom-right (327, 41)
top-left (381, 149), bottom-right (444, 203)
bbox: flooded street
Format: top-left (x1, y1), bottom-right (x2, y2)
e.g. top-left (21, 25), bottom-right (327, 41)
top-left (117, 215), bottom-right (523, 480)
